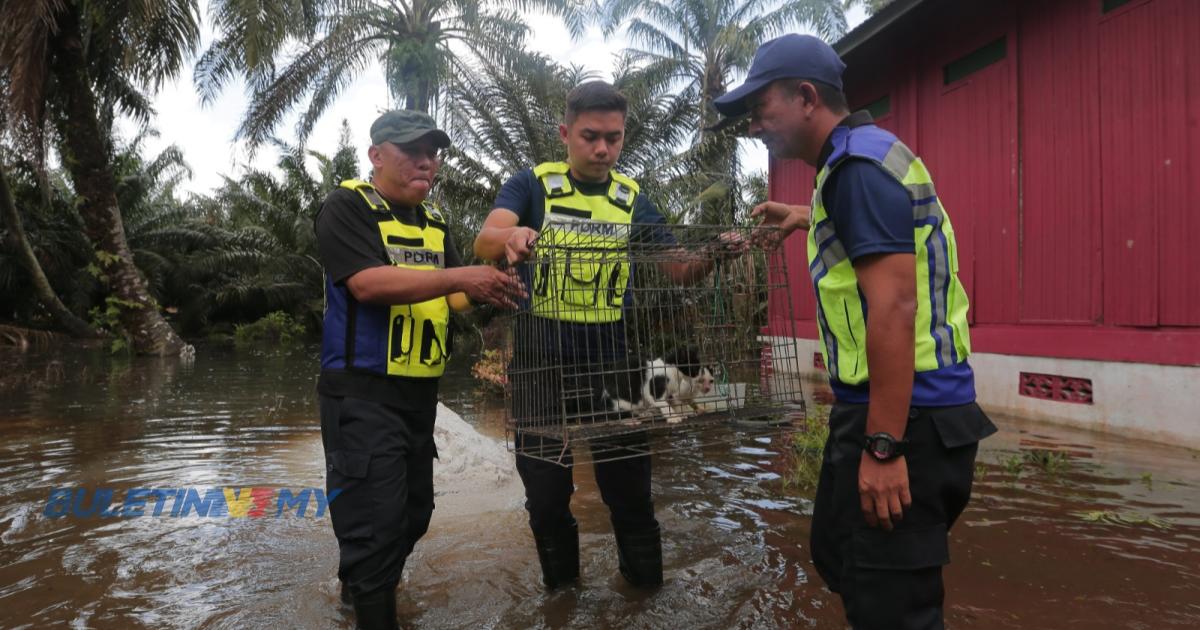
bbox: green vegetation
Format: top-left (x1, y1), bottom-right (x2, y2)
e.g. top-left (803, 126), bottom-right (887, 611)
top-left (234, 312), bottom-right (308, 347)
top-left (993, 449), bottom-right (1073, 481)
top-left (1023, 449), bottom-right (1072, 475)
top-left (0, 0), bottom-right (870, 353)
top-left (597, 0), bottom-right (847, 224)
top-left (783, 405), bottom-right (831, 492)
top-left (974, 460), bottom-right (989, 483)
top-left (0, 0), bottom-right (199, 354)
top-left (1074, 510), bottom-right (1172, 530)
top-left (1000, 453), bottom-right (1024, 477)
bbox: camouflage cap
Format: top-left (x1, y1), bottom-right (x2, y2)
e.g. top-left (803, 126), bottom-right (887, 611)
top-left (369, 110), bottom-right (451, 148)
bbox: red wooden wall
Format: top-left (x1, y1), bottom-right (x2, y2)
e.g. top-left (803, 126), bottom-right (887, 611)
top-left (768, 0), bottom-right (1200, 366)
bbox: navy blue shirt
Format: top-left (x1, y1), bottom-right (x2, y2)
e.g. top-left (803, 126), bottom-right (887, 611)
top-left (818, 116), bottom-right (975, 407)
top-left (495, 168), bottom-right (673, 358)
top-left (822, 160), bottom-right (914, 260)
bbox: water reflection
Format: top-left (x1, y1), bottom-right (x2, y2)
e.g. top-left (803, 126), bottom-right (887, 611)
top-left (0, 345), bottom-right (1197, 628)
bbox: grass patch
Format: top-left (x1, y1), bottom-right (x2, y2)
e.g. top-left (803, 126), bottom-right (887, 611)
top-left (999, 453), bottom-right (1024, 477)
top-left (234, 311), bottom-right (306, 347)
top-left (994, 449), bottom-right (1072, 481)
top-left (974, 460), bottom-right (989, 483)
top-left (782, 405), bottom-right (830, 493)
top-left (1023, 449), bottom-right (1071, 475)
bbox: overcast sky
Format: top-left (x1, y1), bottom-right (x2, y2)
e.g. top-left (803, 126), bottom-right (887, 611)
top-left (127, 7), bottom-right (868, 197)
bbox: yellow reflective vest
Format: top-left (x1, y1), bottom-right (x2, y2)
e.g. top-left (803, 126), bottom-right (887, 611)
top-left (808, 125), bottom-right (972, 385)
top-left (531, 161), bottom-right (638, 324)
top-left (337, 179), bottom-right (450, 378)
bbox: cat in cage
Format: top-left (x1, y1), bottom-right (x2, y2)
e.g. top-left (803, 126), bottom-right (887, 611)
top-left (583, 346), bottom-right (716, 424)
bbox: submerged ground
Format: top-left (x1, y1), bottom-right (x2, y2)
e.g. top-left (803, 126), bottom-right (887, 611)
top-left (1, 345), bottom-right (1196, 628)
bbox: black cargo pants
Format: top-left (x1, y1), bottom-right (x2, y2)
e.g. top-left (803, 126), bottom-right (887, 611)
top-left (810, 402), bottom-right (996, 630)
top-left (509, 316), bottom-right (656, 537)
top-left (515, 432), bottom-right (658, 537)
top-left (320, 396), bottom-right (437, 598)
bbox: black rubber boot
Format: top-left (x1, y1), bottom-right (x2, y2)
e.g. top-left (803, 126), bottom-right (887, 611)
top-left (533, 520), bottom-right (580, 589)
top-left (351, 586), bottom-right (399, 630)
top-left (615, 524), bottom-right (663, 587)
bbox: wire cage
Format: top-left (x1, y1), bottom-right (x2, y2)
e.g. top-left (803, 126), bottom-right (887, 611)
top-left (503, 219), bottom-right (806, 465)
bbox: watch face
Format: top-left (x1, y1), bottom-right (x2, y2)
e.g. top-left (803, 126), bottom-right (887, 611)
top-left (869, 437), bottom-right (893, 458)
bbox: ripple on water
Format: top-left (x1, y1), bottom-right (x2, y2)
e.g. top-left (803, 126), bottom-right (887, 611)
top-left (0, 348), bottom-right (1198, 628)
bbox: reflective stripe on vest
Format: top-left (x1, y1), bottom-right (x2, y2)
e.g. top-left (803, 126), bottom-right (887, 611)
top-left (530, 162), bottom-right (636, 324)
top-left (807, 126), bottom-right (972, 385)
top-left (338, 179), bottom-right (450, 378)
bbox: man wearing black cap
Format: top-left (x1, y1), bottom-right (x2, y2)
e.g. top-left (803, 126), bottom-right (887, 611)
top-left (714, 34), bottom-right (996, 629)
top-left (315, 109), bottom-right (523, 629)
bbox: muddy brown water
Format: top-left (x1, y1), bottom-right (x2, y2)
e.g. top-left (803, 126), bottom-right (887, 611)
top-left (0, 345), bottom-right (1197, 629)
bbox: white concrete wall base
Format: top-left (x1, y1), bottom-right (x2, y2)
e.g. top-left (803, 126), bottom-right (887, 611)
top-left (765, 336), bottom-right (1200, 450)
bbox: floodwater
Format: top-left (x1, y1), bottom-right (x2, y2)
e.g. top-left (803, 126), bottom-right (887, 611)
top-left (0, 345), bottom-right (1197, 629)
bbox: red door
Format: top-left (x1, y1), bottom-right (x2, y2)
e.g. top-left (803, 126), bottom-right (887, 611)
top-left (1018, 0), bottom-right (1102, 324)
top-left (917, 29), bottom-right (1020, 325)
top-left (1156, 0), bottom-right (1200, 326)
top-left (1098, 0), bottom-right (1161, 326)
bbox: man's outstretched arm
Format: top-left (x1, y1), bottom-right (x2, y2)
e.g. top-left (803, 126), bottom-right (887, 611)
top-left (475, 208), bottom-right (539, 265)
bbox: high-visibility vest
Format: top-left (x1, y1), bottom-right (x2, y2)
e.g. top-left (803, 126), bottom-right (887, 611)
top-left (808, 125), bottom-right (972, 385)
top-left (321, 179), bottom-right (450, 378)
top-left (530, 161), bottom-right (637, 324)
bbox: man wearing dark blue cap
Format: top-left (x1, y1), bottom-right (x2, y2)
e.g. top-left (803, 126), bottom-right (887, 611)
top-left (315, 109), bottom-right (524, 629)
top-left (715, 34), bottom-right (996, 629)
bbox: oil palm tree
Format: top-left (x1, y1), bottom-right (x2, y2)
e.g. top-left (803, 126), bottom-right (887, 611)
top-left (845, 0), bottom-right (892, 14)
top-left (602, 0), bottom-right (846, 129)
top-left (0, 154), bottom-right (99, 337)
top-left (111, 129), bottom-right (356, 335)
top-left (435, 48), bottom-right (696, 244)
top-left (598, 0), bottom-right (848, 223)
top-left (199, 0), bottom-right (588, 151)
top-left (435, 49), bottom-right (591, 245)
top-left (189, 127), bottom-right (360, 330)
top-left (0, 0), bottom-right (198, 354)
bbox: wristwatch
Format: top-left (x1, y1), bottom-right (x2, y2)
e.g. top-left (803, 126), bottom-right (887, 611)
top-left (863, 432), bottom-right (908, 461)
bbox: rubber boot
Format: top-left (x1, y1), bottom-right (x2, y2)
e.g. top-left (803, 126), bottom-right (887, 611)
top-left (351, 586), bottom-right (399, 630)
top-left (533, 520), bottom-right (580, 589)
top-left (615, 524), bottom-right (663, 587)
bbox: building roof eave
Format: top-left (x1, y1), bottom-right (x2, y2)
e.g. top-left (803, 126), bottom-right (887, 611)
top-left (834, 0), bottom-right (930, 58)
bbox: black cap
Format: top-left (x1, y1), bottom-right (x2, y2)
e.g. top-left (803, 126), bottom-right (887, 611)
top-left (369, 110), bottom-right (451, 148)
top-left (713, 34), bottom-right (846, 117)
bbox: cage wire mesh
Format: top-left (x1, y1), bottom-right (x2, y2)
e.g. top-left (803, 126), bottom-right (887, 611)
top-left (503, 219), bottom-right (806, 465)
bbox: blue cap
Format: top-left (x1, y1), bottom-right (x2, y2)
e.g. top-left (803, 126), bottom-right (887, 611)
top-left (713, 34), bottom-right (846, 117)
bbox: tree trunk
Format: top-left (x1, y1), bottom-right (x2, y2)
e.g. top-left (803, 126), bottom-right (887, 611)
top-left (0, 161), bottom-right (103, 338)
top-left (406, 76), bottom-right (432, 112)
top-left (701, 69), bottom-right (738, 224)
top-left (48, 12), bottom-right (185, 356)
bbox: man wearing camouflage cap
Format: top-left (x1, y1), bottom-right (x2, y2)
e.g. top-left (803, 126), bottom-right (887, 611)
top-left (314, 109), bottom-right (523, 629)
